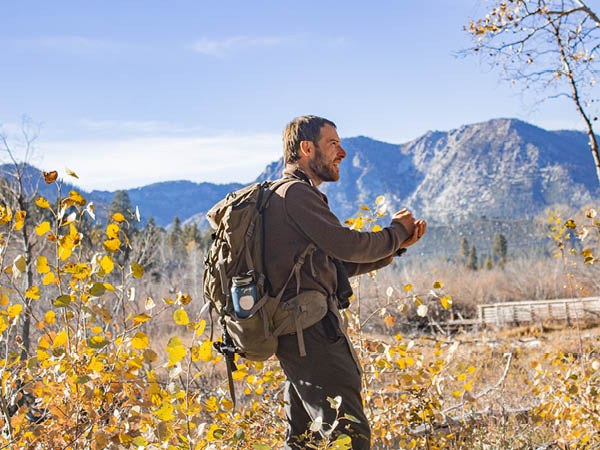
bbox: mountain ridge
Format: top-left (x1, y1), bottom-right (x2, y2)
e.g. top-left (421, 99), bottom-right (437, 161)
top-left (1, 118), bottom-right (597, 227)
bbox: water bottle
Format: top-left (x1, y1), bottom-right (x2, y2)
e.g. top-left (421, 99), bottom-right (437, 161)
top-left (231, 274), bottom-right (257, 318)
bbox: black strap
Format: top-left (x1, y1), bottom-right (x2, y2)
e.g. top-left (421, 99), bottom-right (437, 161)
top-left (213, 319), bottom-right (239, 408)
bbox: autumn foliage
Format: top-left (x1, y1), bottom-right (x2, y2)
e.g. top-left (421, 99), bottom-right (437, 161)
top-left (0, 172), bottom-right (599, 449)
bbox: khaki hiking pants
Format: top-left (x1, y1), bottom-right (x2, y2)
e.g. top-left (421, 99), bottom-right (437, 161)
top-left (276, 310), bottom-right (371, 450)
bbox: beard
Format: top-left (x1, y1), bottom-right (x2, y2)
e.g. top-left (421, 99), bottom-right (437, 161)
top-left (308, 146), bottom-right (339, 182)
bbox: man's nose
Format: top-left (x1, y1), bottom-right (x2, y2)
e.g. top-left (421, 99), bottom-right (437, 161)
top-left (338, 145), bottom-right (346, 158)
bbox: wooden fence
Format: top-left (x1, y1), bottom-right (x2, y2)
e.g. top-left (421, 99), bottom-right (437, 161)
top-left (476, 297), bottom-right (600, 326)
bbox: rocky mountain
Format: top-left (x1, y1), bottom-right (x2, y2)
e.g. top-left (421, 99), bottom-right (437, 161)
top-left (259, 118), bottom-right (599, 224)
top-left (1, 118), bottom-right (597, 228)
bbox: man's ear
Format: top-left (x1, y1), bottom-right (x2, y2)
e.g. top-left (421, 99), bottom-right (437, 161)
top-left (299, 140), bottom-right (313, 158)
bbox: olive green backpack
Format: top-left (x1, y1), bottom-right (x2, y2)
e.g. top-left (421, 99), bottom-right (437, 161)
top-left (203, 178), bottom-right (329, 403)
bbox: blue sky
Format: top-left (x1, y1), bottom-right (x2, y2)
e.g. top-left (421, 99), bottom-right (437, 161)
top-left (0, 1), bottom-right (589, 191)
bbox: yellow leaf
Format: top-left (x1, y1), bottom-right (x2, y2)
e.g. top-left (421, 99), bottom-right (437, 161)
top-left (221, 398), bottom-right (233, 411)
top-left (65, 167), bottom-right (79, 179)
top-left (195, 319), bottom-right (206, 336)
top-left (433, 281), bottom-right (444, 289)
top-left (441, 296), bottom-right (453, 309)
top-left (166, 337), bottom-right (186, 365)
top-left (106, 223), bottom-right (119, 239)
top-left (205, 397), bottom-right (218, 412)
top-left (52, 330), bottom-right (68, 348)
top-left (198, 339), bottom-right (213, 362)
top-left (133, 313), bottom-right (151, 325)
top-left (69, 190), bottom-right (86, 206)
top-left (96, 255), bottom-right (113, 275)
top-left (0, 294), bottom-right (8, 306)
top-left (384, 316), bottom-right (396, 327)
top-left (404, 284), bottom-right (413, 292)
top-left (43, 272), bottom-right (55, 285)
top-left (463, 380), bottom-right (473, 391)
top-left (232, 370), bottom-right (248, 380)
top-left (45, 310), bottom-right (56, 324)
top-left (88, 335), bottom-right (109, 349)
top-left (88, 358), bottom-right (103, 372)
top-left (37, 256), bottom-right (50, 274)
top-left (467, 366), bottom-right (476, 373)
top-left (452, 390), bottom-right (463, 398)
top-left (8, 304), bottom-right (23, 318)
top-left (112, 213), bottom-right (126, 223)
top-left (37, 348), bottom-right (50, 361)
top-left (143, 349), bottom-right (158, 363)
top-left (0, 205), bottom-right (12, 225)
top-left (130, 262), bottom-right (144, 279)
top-left (131, 332), bottom-right (149, 350)
top-left (372, 225), bottom-right (382, 232)
top-left (174, 308), bottom-right (189, 326)
top-left (177, 292), bottom-right (192, 305)
top-left (155, 403), bottom-right (174, 421)
top-left (457, 373), bottom-right (467, 381)
top-left (14, 211), bottom-right (26, 231)
top-left (103, 238), bottom-right (121, 253)
top-left (360, 205), bottom-right (370, 211)
top-left (36, 221), bottom-right (51, 236)
top-left (36, 197), bottom-right (51, 209)
top-left (375, 195), bottom-right (385, 206)
top-left (25, 286), bottom-right (40, 300)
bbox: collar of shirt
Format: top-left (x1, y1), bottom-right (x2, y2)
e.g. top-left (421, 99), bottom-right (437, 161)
top-left (282, 166), bottom-right (314, 187)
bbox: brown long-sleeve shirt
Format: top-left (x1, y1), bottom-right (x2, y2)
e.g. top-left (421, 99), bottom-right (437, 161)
top-left (264, 168), bottom-right (410, 302)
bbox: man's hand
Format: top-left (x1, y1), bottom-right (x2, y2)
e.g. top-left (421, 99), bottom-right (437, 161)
top-left (400, 219), bottom-right (427, 248)
top-left (392, 209), bottom-right (416, 236)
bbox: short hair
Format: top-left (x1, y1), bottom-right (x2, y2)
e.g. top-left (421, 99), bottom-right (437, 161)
top-left (282, 115), bottom-right (336, 165)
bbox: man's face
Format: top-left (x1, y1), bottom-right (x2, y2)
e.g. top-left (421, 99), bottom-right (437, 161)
top-left (307, 124), bottom-right (346, 184)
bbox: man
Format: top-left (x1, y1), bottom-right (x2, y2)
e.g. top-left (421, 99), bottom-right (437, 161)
top-left (264, 116), bottom-right (426, 449)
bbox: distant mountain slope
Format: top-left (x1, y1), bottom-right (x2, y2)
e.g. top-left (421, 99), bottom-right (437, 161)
top-left (1, 118), bottom-right (597, 227)
top-left (88, 180), bottom-right (243, 227)
top-left (257, 118), bottom-right (599, 223)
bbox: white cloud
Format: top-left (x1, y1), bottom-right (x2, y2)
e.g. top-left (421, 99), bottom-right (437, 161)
top-left (38, 133), bottom-right (283, 191)
top-left (191, 36), bottom-right (289, 57)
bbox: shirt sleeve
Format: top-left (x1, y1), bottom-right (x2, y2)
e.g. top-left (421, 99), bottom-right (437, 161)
top-left (283, 182), bottom-right (410, 263)
top-left (344, 256), bottom-right (395, 277)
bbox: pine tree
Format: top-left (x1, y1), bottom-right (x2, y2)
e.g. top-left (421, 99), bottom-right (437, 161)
top-left (459, 236), bottom-right (469, 263)
top-left (484, 255), bottom-right (494, 270)
top-left (493, 232), bottom-right (508, 268)
top-left (467, 244), bottom-right (478, 271)
top-left (108, 190), bottom-right (133, 222)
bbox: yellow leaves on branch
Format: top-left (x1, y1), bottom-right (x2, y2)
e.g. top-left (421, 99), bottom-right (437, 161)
top-left (112, 212), bottom-right (126, 223)
top-left (36, 221), bottom-right (51, 236)
top-left (52, 330), bottom-right (68, 348)
top-left (103, 238), bottom-right (121, 253)
top-left (37, 256), bottom-right (50, 274)
top-left (69, 190), bottom-right (86, 206)
top-left (173, 309), bottom-right (189, 326)
top-left (36, 197), bottom-right (51, 209)
top-left (130, 262), bottom-right (144, 278)
top-left (106, 223), bottom-right (119, 239)
top-left (100, 255), bottom-right (114, 274)
top-left (441, 296), bottom-right (453, 309)
top-left (8, 304), bottom-right (23, 318)
top-left (45, 310), bottom-right (56, 324)
top-left (131, 332), bottom-right (149, 350)
top-left (0, 205), bottom-right (12, 224)
top-left (166, 337), bottom-right (186, 365)
top-left (25, 285), bottom-right (40, 300)
top-left (14, 210), bottom-right (26, 231)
